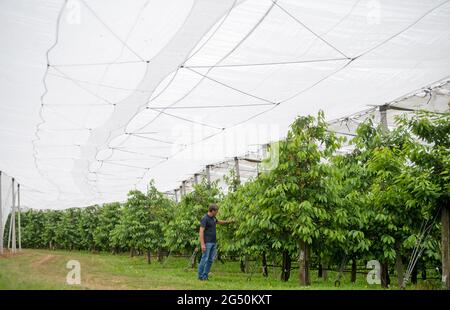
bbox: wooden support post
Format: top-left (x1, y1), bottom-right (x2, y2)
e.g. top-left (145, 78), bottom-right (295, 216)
top-left (174, 189), bottom-right (179, 203)
top-left (11, 178), bottom-right (16, 254)
top-left (18, 183), bottom-right (21, 252)
top-left (0, 171), bottom-right (3, 255)
top-left (179, 185), bottom-right (183, 199)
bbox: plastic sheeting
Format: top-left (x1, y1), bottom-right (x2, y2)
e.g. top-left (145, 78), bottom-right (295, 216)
top-left (0, 0), bottom-right (449, 209)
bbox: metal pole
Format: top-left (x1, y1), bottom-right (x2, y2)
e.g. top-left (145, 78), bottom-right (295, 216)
top-left (11, 178), bottom-right (16, 254)
top-left (206, 165), bottom-right (211, 187)
top-left (7, 178), bottom-right (12, 249)
top-left (234, 157), bottom-right (241, 185)
top-left (0, 171), bottom-right (3, 255)
top-left (8, 201), bottom-right (12, 249)
top-left (182, 181), bottom-right (186, 196)
top-left (380, 105), bottom-right (388, 134)
top-left (194, 174), bottom-right (198, 185)
top-left (259, 143), bottom-right (270, 175)
top-left (18, 183), bottom-right (21, 252)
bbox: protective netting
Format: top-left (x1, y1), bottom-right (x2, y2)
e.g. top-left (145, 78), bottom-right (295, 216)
top-left (328, 79), bottom-right (450, 148)
top-left (0, 0), bottom-right (449, 209)
top-left (0, 171), bottom-right (21, 250)
top-left (167, 79), bottom-right (449, 199)
top-left (1, 172), bottom-right (13, 230)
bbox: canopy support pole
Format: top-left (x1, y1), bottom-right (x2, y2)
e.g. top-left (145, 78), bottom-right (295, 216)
top-left (234, 157), bottom-right (241, 186)
top-left (11, 178), bottom-right (16, 254)
top-left (0, 171), bottom-right (3, 255)
top-left (379, 105), bottom-right (388, 134)
top-left (18, 183), bottom-right (21, 252)
top-left (174, 189), bottom-right (179, 203)
top-left (205, 165), bottom-right (211, 187)
top-left (181, 180), bottom-right (186, 196)
top-left (194, 174), bottom-right (199, 185)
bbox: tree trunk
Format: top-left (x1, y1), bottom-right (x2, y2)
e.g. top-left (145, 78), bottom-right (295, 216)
top-left (239, 257), bottom-right (249, 273)
top-left (323, 266), bottom-right (328, 281)
top-left (130, 248), bottom-right (135, 257)
top-left (262, 251), bottom-right (268, 277)
top-left (298, 240), bottom-right (311, 286)
top-left (421, 266), bottom-right (427, 280)
top-left (321, 258), bottom-right (328, 281)
top-left (281, 250), bottom-right (291, 282)
top-left (190, 248), bottom-right (198, 268)
top-left (351, 258), bottom-right (357, 283)
top-left (442, 205), bottom-right (449, 289)
top-left (395, 250), bottom-right (404, 288)
top-left (318, 263), bottom-right (323, 278)
top-left (217, 252), bottom-right (225, 264)
top-left (157, 249), bottom-right (164, 262)
top-left (147, 250), bottom-right (151, 264)
top-left (411, 264), bottom-right (417, 284)
top-left (381, 261), bottom-right (390, 288)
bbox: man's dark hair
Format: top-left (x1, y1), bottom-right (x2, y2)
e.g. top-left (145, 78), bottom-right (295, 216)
top-left (208, 204), bottom-right (218, 212)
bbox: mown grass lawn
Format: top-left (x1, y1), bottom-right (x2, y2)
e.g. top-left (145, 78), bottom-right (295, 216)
top-left (0, 249), bottom-right (432, 290)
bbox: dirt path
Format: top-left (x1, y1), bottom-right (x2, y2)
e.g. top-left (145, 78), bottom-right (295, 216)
top-left (31, 254), bottom-right (57, 268)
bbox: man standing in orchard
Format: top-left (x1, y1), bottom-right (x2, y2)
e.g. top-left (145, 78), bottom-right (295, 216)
top-left (198, 203), bottom-right (234, 281)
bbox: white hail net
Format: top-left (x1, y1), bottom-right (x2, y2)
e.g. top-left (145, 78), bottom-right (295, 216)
top-left (0, 0), bottom-right (449, 210)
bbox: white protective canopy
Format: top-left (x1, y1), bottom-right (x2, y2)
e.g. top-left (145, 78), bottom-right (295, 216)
top-left (0, 0), bottom-right (449, 209)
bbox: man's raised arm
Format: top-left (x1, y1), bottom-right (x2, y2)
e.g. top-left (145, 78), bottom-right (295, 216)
top-left (217, 219), bottom-right (235, 225)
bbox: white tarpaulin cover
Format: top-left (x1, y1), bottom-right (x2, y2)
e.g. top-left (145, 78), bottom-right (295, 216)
top-left (0, 0), bottom-right (449, 210)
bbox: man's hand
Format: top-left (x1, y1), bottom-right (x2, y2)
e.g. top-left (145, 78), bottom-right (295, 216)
top-left (217, 219), bottom-right (236, 225)
top-left (199, 226), bottom-right (205, 252)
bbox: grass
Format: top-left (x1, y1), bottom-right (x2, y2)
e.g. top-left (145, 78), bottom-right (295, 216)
top-left (0, 249), bottom-right (433, 290)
